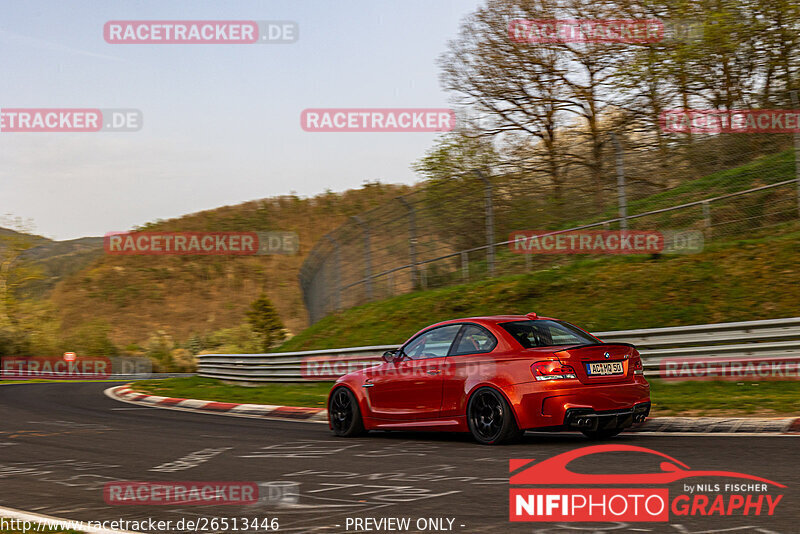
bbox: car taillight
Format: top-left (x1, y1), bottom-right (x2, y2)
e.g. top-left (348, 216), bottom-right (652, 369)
top-left (631, 356), bottom-right (644, 375)
top-left (531, 360), bottom-right (577, 381)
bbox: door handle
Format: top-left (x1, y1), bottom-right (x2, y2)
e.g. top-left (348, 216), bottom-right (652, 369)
top-left (426, 369), bottom-right (441, 375)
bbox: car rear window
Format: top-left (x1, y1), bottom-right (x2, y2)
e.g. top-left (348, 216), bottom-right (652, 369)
top-left (499, 320), bottom-right (597, 348)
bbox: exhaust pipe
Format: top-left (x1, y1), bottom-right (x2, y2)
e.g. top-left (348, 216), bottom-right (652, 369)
top-left (576, 417), bottom-right (593, 428)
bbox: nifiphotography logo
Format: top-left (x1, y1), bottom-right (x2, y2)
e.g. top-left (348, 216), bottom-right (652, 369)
top-left (509, 445), bottom-right (785, 522)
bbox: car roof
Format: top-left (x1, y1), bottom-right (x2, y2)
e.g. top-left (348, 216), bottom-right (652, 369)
top-left (431, 315), bottom-right (558, 327)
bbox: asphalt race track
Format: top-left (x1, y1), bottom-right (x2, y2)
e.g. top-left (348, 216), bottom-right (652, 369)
top-left (1, 382), bottom-right (797, 534)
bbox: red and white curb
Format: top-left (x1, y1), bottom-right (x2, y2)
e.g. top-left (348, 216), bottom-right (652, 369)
top-left (104, 385), bottom-right (328, 423)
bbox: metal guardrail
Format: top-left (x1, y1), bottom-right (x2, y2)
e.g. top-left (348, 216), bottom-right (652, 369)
top-left (197, 317), bottom-right (800, 383)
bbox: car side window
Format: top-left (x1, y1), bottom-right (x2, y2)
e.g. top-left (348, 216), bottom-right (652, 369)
top-left (452, 324), bottom-right (497, 355)
top-left (548, 322), bottom-right (586, 345)
top-left (403, 324), bottom-right (462, 360)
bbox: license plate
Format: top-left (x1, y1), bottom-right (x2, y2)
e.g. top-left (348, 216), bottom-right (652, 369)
top-left (586, 361), bottom-right (624, 376)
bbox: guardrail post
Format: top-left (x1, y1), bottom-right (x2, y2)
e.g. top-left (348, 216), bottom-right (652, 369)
top-left (396, 197), bottom-right (419, 290)
top-left (461, 251), bottom-right (469, 282)
top-left (351, 215), bottom-right (373, 301)
top-left (610, 133), bottom-right (629, 231)
top-left (474, 170), bottom-right (495, 277)
top-left (324, 234), bottom-right (341, 311)
top-left (792, 91), bottom-right (800, 217)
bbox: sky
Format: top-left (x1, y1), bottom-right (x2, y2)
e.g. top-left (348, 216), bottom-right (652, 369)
top-left (0, 0), bottom-right (482, 240)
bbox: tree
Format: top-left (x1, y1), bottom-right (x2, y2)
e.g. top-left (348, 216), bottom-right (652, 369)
top-left (439, 0), bottom-right (570, 204)
top-left (0, 220), bottom-right (45, 356)
top-left (246, 294), bottom-right (286, 352)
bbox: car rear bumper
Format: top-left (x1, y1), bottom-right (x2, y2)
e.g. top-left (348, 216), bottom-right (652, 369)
top-left (506, 378), bottom-right (651, 430)
top-left (564, 403), bottom-right (651, 432)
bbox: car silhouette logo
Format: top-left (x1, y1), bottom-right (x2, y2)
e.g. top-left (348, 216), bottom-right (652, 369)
top-left (509, 444), bottom-right (785, 487)
top-left (604, 352), bottom-right (611, 358)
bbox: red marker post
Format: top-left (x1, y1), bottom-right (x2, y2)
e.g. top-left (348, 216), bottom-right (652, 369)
top-left (63, 352), bottom-right (76, 362)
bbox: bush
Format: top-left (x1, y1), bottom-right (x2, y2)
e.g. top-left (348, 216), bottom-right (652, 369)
top-left (63, 319), bottom-right (119, 357)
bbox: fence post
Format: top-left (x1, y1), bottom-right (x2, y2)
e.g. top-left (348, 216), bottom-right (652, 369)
top-left (324, 234), bottom-right (341, 311)
top-left (461, 251), bottom-right (469, 282)
top-left (702, 201), bottom-right (712, 239)
top-left (396, 197), bottom-right (419, 290)
top-left (298, 269), bottom-right (312, 324)
top-left (351, 215), bottom-right (373, 301)
top-left (610, 133), bottom-right (628, 231)
top-left (474, 170), bottom-right (495, 277)
top-left (792, 91), bottom-right (800, 217)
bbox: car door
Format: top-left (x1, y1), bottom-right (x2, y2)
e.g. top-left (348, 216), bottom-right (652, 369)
top-left (441, 323), bottom-right (499, 416)
top-left (364, 324), bottom-right (462, 421)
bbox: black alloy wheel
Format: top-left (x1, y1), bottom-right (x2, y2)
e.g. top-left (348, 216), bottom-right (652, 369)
top-left (329, 387), bottom-right (365, 437)
top-left (467, 387), bottom-right (522, 445)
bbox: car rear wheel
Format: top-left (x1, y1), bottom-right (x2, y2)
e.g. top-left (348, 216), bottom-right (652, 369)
top-left (329, 387), bottom-right (365, 437)
top-left (581, 428), bottom-right (623, 440)
top-left (467, 387), bottom-right (522, 445)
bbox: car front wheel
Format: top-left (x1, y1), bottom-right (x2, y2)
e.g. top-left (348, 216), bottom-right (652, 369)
top-left (329, 387), bottom-right (365, 437)
top-left (467, 387), bottom-right (522, 445)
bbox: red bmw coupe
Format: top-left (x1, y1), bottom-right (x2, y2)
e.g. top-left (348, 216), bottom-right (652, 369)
top-left (328, 313), bottom-right (650, 444)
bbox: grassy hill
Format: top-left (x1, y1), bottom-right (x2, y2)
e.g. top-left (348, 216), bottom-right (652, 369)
top-left (48, 182), bottom-right (410, 350)
top-left (278, 228), bottom-right (800, 351)
top-left (22, 236), bottom-right (105, 297)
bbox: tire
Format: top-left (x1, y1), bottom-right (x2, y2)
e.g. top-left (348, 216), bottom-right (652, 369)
top-left (467, 387), bottom-right (523, 445)
top-left (581, 428), bottom-right (623, 440)
top-left (329, 387), bottom-right (366, 437)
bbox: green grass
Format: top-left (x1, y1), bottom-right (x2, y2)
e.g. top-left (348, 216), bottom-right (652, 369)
top-left (131, 376), bottom-right (334, 408)
top-left (0, 379), bottom-right (125, 385)
top-left (277, 230), bottom-right (800, 352)
top-left (570, 149), bottom-right (796, 226)
top-left (649, 380), bottom-right (800, 416)
top-left (130, 377), bottom-right (800, 417)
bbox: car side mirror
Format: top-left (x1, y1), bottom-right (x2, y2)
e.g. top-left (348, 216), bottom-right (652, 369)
top-left (382, 349), bottom-right (403, 363)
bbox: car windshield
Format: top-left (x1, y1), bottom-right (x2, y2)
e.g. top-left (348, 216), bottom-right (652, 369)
top-left (499, 320), bottom-right (597, 349)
